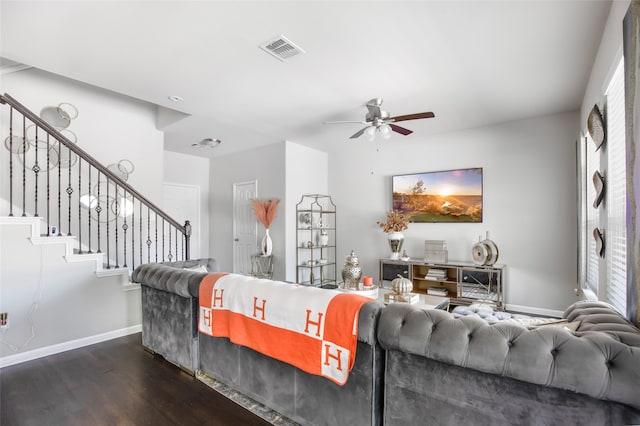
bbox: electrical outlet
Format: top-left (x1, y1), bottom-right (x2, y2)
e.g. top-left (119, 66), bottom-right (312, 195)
top-left (0, 312), bottom-right (8, 329)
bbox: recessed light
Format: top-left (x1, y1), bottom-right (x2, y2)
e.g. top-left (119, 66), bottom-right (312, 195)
top-left (168, 95), bottom-right (183, 102)
top-left (191, 138), bottom-right (221, 149)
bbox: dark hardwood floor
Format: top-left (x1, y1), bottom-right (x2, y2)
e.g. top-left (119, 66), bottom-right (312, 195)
top-left (0, 333), bottom-right (272, 426)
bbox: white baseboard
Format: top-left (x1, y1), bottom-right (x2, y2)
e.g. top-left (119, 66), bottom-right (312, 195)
top-left (504, 304), bottom-right (564, 318)
top-left (0, 324), bottom-right (142, 368)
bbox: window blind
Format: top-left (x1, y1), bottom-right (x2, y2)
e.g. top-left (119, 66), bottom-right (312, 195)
top-left (605, 59), bottom-right (626, 315)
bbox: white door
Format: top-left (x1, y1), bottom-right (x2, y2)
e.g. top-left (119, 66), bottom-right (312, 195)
top-left (233, 180), bottom-right (257, 274)
top-left (162, 183), bottom-right (200, 260)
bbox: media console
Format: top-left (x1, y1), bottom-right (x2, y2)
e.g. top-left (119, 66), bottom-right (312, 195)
top-left (379, 258), bottom-right (505, 310)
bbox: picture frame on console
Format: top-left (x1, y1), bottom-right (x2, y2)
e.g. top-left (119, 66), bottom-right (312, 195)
top-left (392, 167), bottom-right (483, 223)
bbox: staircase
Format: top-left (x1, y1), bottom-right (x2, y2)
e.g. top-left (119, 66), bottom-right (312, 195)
top-left (0, 93), bottom-right (192, 275)
top-left (0, 93), bottom-right (194, 366)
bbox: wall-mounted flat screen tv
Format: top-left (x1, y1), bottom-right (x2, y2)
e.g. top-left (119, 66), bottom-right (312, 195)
top-left (392, 168), bottom-right (483, 223)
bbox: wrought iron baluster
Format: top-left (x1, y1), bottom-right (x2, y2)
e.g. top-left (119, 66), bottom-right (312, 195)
top-left (77, 157), bottom-right (82, 253)
top-left (162, 218), bottom-right (166, 262)
top-left (130, 195), bottom-right (135, 270)
top-left (57, 139), bottom-right (61, 235)
top-left (115, 184), bottom-right (119, 268)
top-left (66, 145), bottom-right (72, 236)
top-left (122, 189), bottom-right (128, 269)
top-left (88, 166), bottom-right (92, 253)
top-left (147, 208), bottom-right (151, 263)
top-left (139, 202), bottom-right (143, 266)
top-left (184, 220), bottom-right (191, 261)
top-left (106, 177), bottom-right (110, 269)
top-left (155, 212), bottom-right (158, 263)
top-left (21, 115), bottom-right (26, 217)
top-left (9, 106), bottom-right (14, 217)
top-left (33, 125), bottom-right (39, 217)
top-left (46, 133), bottom-right (51, 235)
top-left (96, 170), bottom-right (102, 253)
top-left (167, 221), bottom-right (172, 262)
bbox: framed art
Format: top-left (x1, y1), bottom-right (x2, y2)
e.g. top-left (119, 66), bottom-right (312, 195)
top-left (392, 168), bottom-right (483, 223)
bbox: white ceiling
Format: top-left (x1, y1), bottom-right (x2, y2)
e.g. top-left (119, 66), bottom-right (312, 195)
top-left (0, 1), bottom-right (611, 157)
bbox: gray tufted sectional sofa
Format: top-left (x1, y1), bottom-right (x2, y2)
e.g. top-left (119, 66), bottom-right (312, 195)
top-left (133, 259), bottom-right (385, 426)
top-left (377, 300), bottom-right (640, 425)
top-left (133, 260), bottom-right (640, 426)
top-left (131, 258), bottom-right (219, 372)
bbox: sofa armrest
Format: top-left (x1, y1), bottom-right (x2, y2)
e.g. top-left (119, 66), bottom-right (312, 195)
top-left (131, 258), bottom-right (219, 297)
top-left (377, 302), bottom-right (640, 410)
top-left (356, 300), bottom-right (384, 344)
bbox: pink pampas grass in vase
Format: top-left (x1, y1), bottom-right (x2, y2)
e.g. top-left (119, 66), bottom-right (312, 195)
top-left (251, 199), bottom-right (280, 256)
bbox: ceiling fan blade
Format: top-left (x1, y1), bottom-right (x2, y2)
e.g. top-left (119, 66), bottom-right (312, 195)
top-left (324, 120), bottom-right (368, 124)
top-left (390, 112), bottom-right (435, 122)
top-left (389, 123), bottom-right (413, 136)
top-left (350, 127), bottom-right (370, 139)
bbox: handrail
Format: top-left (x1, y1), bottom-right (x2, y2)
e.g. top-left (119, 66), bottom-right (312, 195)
top-left (0, 93), bottom-right (185, 233)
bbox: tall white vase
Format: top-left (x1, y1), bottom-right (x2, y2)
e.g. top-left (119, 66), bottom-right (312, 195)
top-left (261, 228), bottom-right (273, 256)
top-left (388, 232), bottom-right (404, 260)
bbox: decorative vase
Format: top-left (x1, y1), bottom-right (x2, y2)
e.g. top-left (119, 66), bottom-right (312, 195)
top-left (261, 228), bottom-right (273, 256)
top-left (318, 230), bottom-right (329, 247)
top-left (341, 250), bottom-right (362, 290)
top-left (388, 232), bottom-right (404, 260)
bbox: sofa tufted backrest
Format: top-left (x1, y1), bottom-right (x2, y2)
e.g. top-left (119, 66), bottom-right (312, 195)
top-left (131, 258), bottom-right (220, 298)
top-left (564, 300), bottom-right (640, 346)
top-left (377, 301), bottom-right (640, 410)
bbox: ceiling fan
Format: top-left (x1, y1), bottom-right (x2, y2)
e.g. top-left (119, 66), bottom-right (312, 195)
top-left (324, 98), bottom-right (435, 140)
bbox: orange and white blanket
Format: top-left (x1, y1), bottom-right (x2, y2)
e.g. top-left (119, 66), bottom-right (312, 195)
top-left (198, 273), bottom-right (371, 385)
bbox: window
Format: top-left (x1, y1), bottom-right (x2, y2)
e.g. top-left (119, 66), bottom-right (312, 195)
top-left (579, 57), bottom-right (627, 316)
top-left (605, 59), bottom-right (626, 314)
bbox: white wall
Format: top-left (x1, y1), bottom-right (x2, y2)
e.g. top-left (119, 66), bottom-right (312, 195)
top-left (0, 68), bottom-right (165, 205)
top-left (284, 141), bottom-right (328, 281)
top-left (321, 111), bottom-right (579, 312)
top-left (0, 222), bottom-right (141, 365)
top-left (163, 151), bottom-right (211, 259)
top-left (210, 142), bottom-right (286, 279)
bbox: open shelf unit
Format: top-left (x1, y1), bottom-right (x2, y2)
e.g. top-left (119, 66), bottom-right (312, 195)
top-left (296, 194), bottom-right (336, 288)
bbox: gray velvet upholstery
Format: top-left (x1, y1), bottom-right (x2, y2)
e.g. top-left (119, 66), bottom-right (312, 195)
top-left (132, 259), bottom-right (219, 372)
top-left (378, 300), bottom-right (640, 425)
top-left (198, 300), bottom-right (384, 426)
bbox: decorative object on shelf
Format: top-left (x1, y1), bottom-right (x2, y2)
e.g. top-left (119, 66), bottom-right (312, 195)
top-left (251, 254), bottom-right (274, 279)
top-left (251, 198), bottom-right (280, 256)
top-left (587, 103), bottom-right (606, 150)
top-left (391, 274), bottom-right (413, 294)
top-left (387, 232), bottom-right (404, 260)
top-left (592, 170), bottom-right (606, 208)
top-left (471, 231), bottom-right (499, 266)
top-left (593, 227), bottom-right (605, 258)
top-left (424, 240), bottom-right (448, 263)
top-left (377, 210), bottom-right (408, 260)
top-left (341, 250), bottom-right (362, 290)
top-left (317, 229), bottom-right (329, 247)
top-left (400, 250), bottom-right (410, 261)
top-left (385, 274), bottom-right (417, 303)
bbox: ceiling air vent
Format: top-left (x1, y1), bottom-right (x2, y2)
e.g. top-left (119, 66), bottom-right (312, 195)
top-left (259, 35), bottom-right (306, 61)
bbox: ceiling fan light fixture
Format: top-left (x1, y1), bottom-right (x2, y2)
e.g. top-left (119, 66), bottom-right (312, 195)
top-left (192, 138), bottom-right (221, 149)
top-left (380, 124), bottom-right (392, 139)
top-left (365, 126), bottom-right (376, 141)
